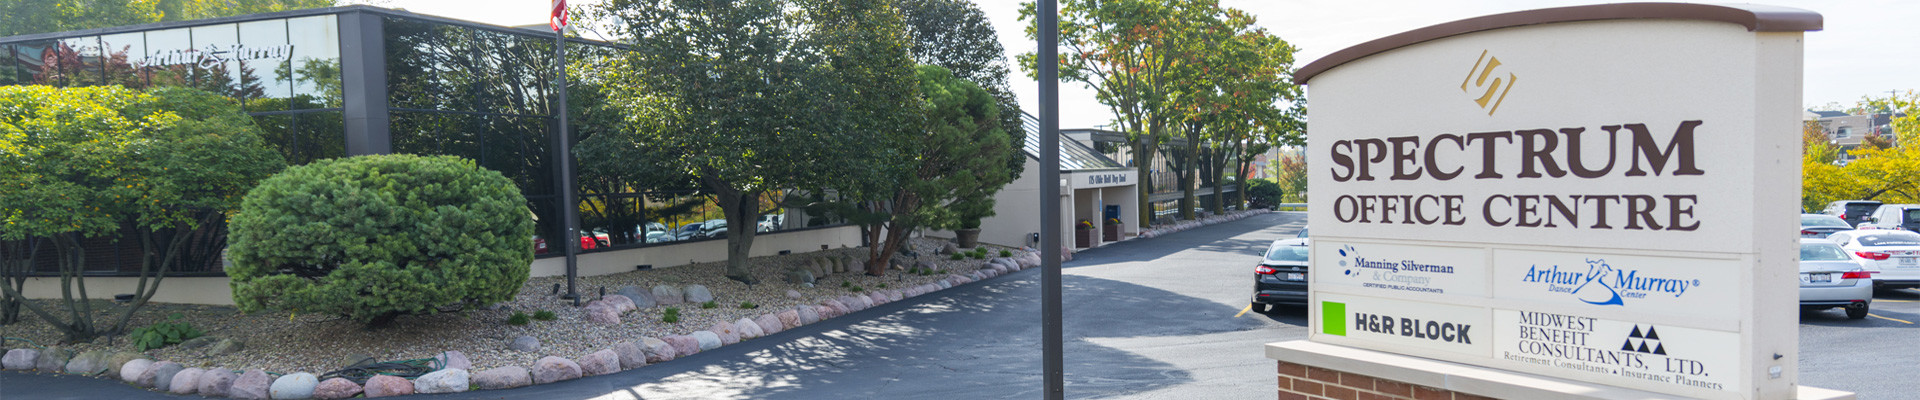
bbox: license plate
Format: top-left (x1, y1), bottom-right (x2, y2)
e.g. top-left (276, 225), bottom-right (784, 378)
top-left (1903, 258), bottom-right (1918, 266)
top-left (1286, 272), bottom-right (1304, 281)
top-left (1810, 273), bottom-right (1832, 283)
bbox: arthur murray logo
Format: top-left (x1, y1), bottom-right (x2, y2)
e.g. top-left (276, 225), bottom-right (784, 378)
top-left (1520, 259), bottom-right (1699, 306)
top-left (1337, 245), bottom-right (1457, 294)
top-left (1462, 50), bottom-right (1516, 116)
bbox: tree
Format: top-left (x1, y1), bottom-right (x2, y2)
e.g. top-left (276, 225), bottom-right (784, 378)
top-left (897, 0), bottom-right (1026, 178)
top-left (598, 0), bottom-right (916, 282)
top-left (0, 0), bottom-right (336, 36)
top-left (856, 65), bottom-right (1016, 275)
top-left (1167, 7), bottom-right (1300, 215)
top-left (0, 85), bottom-right (286, 340)
top-left (1266, 152), bottom-right (1307, 202)
top-left (1022, 0), bottom-right (1222, 227)
top-left (1801, 91), bottom-right (1920, 211)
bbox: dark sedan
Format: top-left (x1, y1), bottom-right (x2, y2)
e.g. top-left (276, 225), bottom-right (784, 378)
top-left (1252, 238), bottom-right (1310, 313)
top-left (1802, 214), bottom-right (1852, 239)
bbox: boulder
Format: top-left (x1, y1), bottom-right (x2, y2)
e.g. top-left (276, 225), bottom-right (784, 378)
top-left (684, 284), bottom-right (715, 303)
top-left (793, 306), bottom-right (818, 325)
top-left (313, 377), bottom-right (364, 399)
top-left (916, 260), bottom-right (937, 271)
top-left (942, 242), bottom-right (960, 254)
top-left (734, 317), bottom-right (765, 340)
top-left (785, 268), bottom-right (816, 284)
top-left (691, 331), bottom-right (723, 351)
top-left (126, 359), bottom-right (163, 386)
top-left (227, 369), bottom-right (271, 399)
top-left (936, 280), bottom-right (952, 289)
top-left (196, 368), bottom-right (238, 397)
top-left (509, 335), bottom-right (541, 352)
top-left (662, 335), bottom-right (701, 357)
top-left (33, 347), bottom-right (69, 372)
top-left (269, 372), bottom-right (318, 399)
top-left (618, 286), bottom-right (657, 308)
top-left (531, 356), bottom-right (582, 384)
top-left (821, 300), bottom-right (849, 318)
top-left (613, 341), bottom-right (647, 370)
top-left (814, 305), bottom-right (835, 320)
top-left (102, 352), bottom-right (143, 376)
top-left (362, 374), bottom-right (414, 397)
top-left (63, 350), bottom-right (111, 375)
top-left (207, 338), bottom-right (245, 356)
top-left (472, 366), bottom-right (531, 390)
top-left (651, 285), bottom-right (685, 305)
top-left (578, 349), bottom-right (619, 376)
top-left (436, 350), bottom-right (472, 371)
top-left (414, 368), bottom-right (469, 394)
top-left (785, 289), bottom-right (804, 299)
top-left (168, 368), bottom-right (205, 394)
top-left (847, 295), bottom-right (873, 310)
top-left (868, 292), bottom-right (888, 306)
top-left (4, 348), bottom-right (40, 371)
top-left (756, 314), bottom-right (786, 335)
top-left (886, 289), bottom-right (903, 302)
top-left (586, 309), bottom-right (620, 324)
top-left (708, 321), bottom-right (740, 345)
top-left (832, 256), bottom-right (848, 273)
top-left (146, 361), bottom-right (185, 391)
top-left (177, 336), bottom-right (218, 349)
top-left (848, 259), bottom-right (867, 274)
top-left (603, 295), bottom-right (638, 313)
top-left (585, 299), bottom-right (616, 315)
top-left (639, 337), bottom-right (677, 363)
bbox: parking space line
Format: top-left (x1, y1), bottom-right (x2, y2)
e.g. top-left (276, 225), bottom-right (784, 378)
top-left (1875, 299), bottom-right (1915, 303)
top-left (1870, 313), bottom-right (1915, 324)
top-left (1235, 304), bottom-right (1253, 318)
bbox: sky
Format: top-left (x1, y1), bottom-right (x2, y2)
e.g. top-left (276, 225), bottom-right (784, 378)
top-left (377, 0), bottom-right (1917, 129)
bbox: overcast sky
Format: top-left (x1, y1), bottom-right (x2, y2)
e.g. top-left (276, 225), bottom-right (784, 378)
top-left (382, 0), bottom-right (1916, 129)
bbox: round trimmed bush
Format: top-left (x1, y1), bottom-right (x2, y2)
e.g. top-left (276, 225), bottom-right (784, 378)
top-left (227, 154), bottom-right (534, 325)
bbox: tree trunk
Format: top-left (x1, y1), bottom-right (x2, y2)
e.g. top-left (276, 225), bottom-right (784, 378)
top-left (702, 173), bottom-right (760, 284)
top-left (1134, 137), bottom-right (1158, 228)
top-left (1179, 123), bottom-right (1201, 220)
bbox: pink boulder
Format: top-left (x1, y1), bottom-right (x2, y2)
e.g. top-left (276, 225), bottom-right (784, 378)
top-left (586, 309), bottom-right (621, 324)
top-left (773, 311), bottom-right (799, 331)
top-left (578, 349), bottom-right (619, 376)
top-left (662, 335), bottom-right (701, 357)
top-left (531, 356), bottom-right (582, 384)
top-left (708, 321), bottom-right (740, 345)
top-left (735, 318), bottom-right (765, 339)
top-left (363, 375), bottom-right (414, 397)
top-left (313, 377), bottom-right (363, 399)
top-left (640, 337), bottom-right (677, 363)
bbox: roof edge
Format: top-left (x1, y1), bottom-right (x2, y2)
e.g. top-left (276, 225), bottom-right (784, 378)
top-left (1294, 2), bottom-right (1822, 85)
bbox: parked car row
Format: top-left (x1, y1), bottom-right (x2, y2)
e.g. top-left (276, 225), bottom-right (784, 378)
top-left (533, 214), bottom-right (794, 254)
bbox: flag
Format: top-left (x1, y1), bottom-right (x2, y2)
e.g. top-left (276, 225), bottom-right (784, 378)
top-left (550, 0), bottom-right (568, 32)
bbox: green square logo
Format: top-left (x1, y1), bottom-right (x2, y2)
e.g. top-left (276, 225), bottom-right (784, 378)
top-left (1321, 301), bottom-right (1346, 336)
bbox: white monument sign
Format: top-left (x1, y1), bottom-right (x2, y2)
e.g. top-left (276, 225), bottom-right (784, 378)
top-left (1299, 4), bottom-right (1819, 399)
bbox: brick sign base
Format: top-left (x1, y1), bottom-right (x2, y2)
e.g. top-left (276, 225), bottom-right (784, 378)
top-left (1277, 361), bottom-right (1493, 400)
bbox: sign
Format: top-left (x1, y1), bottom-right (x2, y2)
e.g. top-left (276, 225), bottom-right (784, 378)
top-left (1073, 170), bottom-right (1135, 189)
top-left (147, 44), bottom-right (294, 68)
top-left (1299, 4), bottom-right (1818, 399)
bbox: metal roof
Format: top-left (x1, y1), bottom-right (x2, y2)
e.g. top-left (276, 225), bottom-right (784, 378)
top-left (1022, 112), bottom-right (1125, 171)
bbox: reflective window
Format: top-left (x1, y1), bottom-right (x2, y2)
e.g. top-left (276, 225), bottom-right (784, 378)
top-left (287, 15), bottom-right (341, 108)
top-left (237, 19), bottom-right (293, 111)
top-left (141, 27), bottom-right (194, 88)
top-left (98, 32), bottom-right (146, 87)
top-left (0, 44), bottom-right (17, 85)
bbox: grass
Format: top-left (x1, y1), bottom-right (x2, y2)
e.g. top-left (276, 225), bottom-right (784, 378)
top-left (999, 250), bottom-right (1012, 257)
top-left (662, 307), bottom-right (681, 323)
top-left (949, 253), bottom-right (964, 260)
top-left (850, 286), bottom-right (864, 292)
top-left (739, 301), bottom-right (757, 309)
top-left (507, 312), bottom-right (531, 326)
top-left (531, 310), bottom-right (556, 321)
top-left (700, 300), bottom-right (718, 309)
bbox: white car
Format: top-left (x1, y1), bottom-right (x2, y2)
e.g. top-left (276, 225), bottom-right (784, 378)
top-left (1828, 230), bottom-right (1920, 291)
top-left (1799, 238), bottom-right (1873, 319)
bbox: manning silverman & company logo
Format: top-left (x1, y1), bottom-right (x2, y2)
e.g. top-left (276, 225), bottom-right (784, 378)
top-left (1336, 245), bottom-right (1458, 294)
top-left (1519, 258), bottom-right (1700, 306)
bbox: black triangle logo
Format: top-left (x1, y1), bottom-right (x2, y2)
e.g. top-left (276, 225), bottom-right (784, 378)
top-left (1637, 341), bottom-right (1652, 353)
top-left (1645, 327), bottom-right (1661, 340)
top-left (1653, 343), bottom-right (1667, 355)
top-left (1630, 326), bottom-right (1644, 338)
top-left (1622, 340), bottom-right (1637, 352)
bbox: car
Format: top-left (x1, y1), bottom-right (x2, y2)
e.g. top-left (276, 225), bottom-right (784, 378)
top-left (674, 222), bottom-right (705, 241)
top-left (1828, 230), bottom-right (1920, 291)
top-left (758, 214), bottom-right (784, 232)
top-left (1296, 226), bottom-right (1309, 239)
top-left (1859, 204), bottom-right (1920, 232)
top-left (697, 219), bottom-right (728, 239)
top-left (1822, 200), bottom-right (1883, 228)
top-left (1251, 237), bottom-right (1310, 313)
top-left (1799, 238), bottom-right (1873, 319)
top-left (1801, 214), bottom-right (1852, 239)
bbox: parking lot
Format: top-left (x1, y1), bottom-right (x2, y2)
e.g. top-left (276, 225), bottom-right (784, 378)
top-left (1799, 288), bottom-right (1920, 398)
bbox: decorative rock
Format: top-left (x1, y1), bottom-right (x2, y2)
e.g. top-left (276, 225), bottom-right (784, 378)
top-left (6, 349), bottom-right (40, 370)
top-left (831, 257), bottom-right (848, 273)
top-left (691, 331), bottom-right (723, 351)
top-left (869, 292), bottom-right (888, 306)
top-left (121, 359), bottom-right (156, 385)
top-left (509, 335), bottom-right (541, 352)
top-left (886, 289), bottom-right (904, 302)
top-left (103, 352), bottom-right (143, 377)
top-left (942, 242), bottom-right (960, 254)
top-left (756, 314), bottom-right (786, 335)
top-left (64, 350), bottom-right (111, 375)
top-left (414, 368), bottom-right (469, 394)
top-left (794, 306), bottom-right (818, 325)
top-left (472, 366), bottom-right (531, 390)
top-left (362, 374), bottom-right (414, 397)
top-left (814, 305), bottom-right (835, 320)
top-left (603, 294), bottom-right (638, 313)
top-left (313, 377), bottom-right (364, 399)
top-left (684, 284), bottom-right (715, 303)
top-left (208, 338), bottom-right (245, 356)
top-left (663, 335), bottom-right (701, 357)
top-left (586, 309), bottom-right (620, 324)
top-left (436, 350), bottom-right (472, 371)
top-left (651, 285), bottom-right (685, 305)
top-left (585, 299), bottom-right (616, 315)
top-left (708, 321), bottom-right (740, 345)
top-left (531, 356), bottom-right (582, 384)
top-left (147, 361), bottom-right (185, 391)
top-left (177, 336), bottom-right (218, 349)
top-left (339, 353), bottom-right (374, 368)
top-left (785, 268), bottom-right (815, 284)
top-left (777, 309), bottom-right (802, 329)
top-left (848, 295), bottom-right (873, 310)
top-left (640, 337), bottom-right (677, 363)
top-left (821, 300), bottom-right (849, 318)
top-left (34, 347), bottom-right (69, 372)
top-left (916, 260), bottom-right (936, 271)
top-left (168, 368), bottom-right (205, 395)
top-left (197, 368), bottom-right (237, 397)
top-left (735, 317), bottom-right (765, 339)
top-left (848, 259), bottom-right (866, 274)
top-left (227, 369), bottom-right (271, 399)
top-left (785, 289), bottom-right (804, 299)
top-left (618, 286), bottom-right (657, 308)
top-left (269, 372), bottom-right (318, 399)
top-left (613, 341), bottom-right (647, 370)
top-left (578, 349), bottom-right (620, 376)
top-left (937, 280), bottom-right (952, 289)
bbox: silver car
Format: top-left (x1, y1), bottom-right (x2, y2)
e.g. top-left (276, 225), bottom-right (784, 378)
top-left (1800, 238), bottom-right (1873, 319)
top-left (1800, 214), bottom-right (1851, 239)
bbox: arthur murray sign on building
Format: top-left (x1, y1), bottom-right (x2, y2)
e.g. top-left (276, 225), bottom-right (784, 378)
top-left (1298, 4), bottom-right (1820, 399)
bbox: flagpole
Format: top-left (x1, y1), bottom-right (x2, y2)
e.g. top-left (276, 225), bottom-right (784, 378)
top-left (554, 5), bottom-right (581, 307)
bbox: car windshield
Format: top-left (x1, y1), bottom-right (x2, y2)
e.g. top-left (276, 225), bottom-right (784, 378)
top-left (1266, 244), bottom-right (1309, 262)
top-left (1801, 242), bottom-right (1853, 261)
top-left (1858, 232), bottom-right (1920, 246)
top-left (1296, 228), bottom-right (1309, 238)
top-left (1847, 204), bottom-right (1881, 214)
top-left (1801, 216), bottom-right (1850, 227)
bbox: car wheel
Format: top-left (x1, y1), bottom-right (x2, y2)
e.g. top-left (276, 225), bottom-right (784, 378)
top-left (1847, 304), bottom-right (1869, 320)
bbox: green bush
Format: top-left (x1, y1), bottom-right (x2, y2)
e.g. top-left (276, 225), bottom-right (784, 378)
top-left (700, 300), bottom-right (718, 309)
top-left (226, 154), bottom-right (535, 326)
top-left (1246, 179), bottom-right (1284, 209)
top-left (739, 301), bottom-right (757, 309)
top-left (662, 307), bottom-right (681, 323)
top-left (850, 286), bottom-right (864, 292)
top-left (999, 250), bottom-right (1012, 257)
top-left (949, 253), bottom-right (964, 260)
top-left (532, 310), bottom-right (556, 321)
top-left (507, 312), bottom-right (531, 326)
top-left (129, 313), bottom-right (202, 352)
